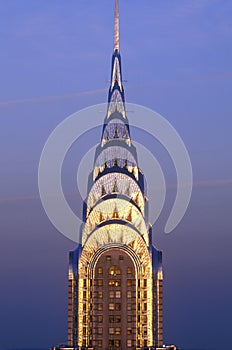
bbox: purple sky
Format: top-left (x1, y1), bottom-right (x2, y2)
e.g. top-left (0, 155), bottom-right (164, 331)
top-left (0, 1), bottom-right (232, 349)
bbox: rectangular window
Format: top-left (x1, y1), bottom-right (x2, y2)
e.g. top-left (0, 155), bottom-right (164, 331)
top-left (83, 291), bottom-right (87, 299)
top-left (109, 315), bottom-right (114, 323)
top-left (115, 303), bottom-right (121, 311)
top-left (109, 303), bottom-right (114, 311)
top-left (98, 340), bottom-right (102, 348)
top-left (115, 339), bottom-right (121, 348)
top-left (119, 255), bottom-right (124, 260)
top-left (115, 291), bottom-right (121, 298)
top-left (98, 291), bottom-right (103, 298)
top-left (115, 267), bottom-right (121, 275)
top-left (106, 255), bottom-right (111, 261)
top-left (144, 291), bottom-right (147, 298)
top-left (143, 303), bottom-right (147, 311)
top-left (109, 340), bottom-right (114, 347)
top-left (115, 315), bottom-right (121, 323)
top-left (127, 328), bottom-right (132, 335)
top-left (109, 327), bottom-right (114, 335)
top-left (127, 291), bottom-right (132, 298)
top-left (115, 327), bottom-right (121, 335)
top-left (97, 303), bottom-right (103, 311)
top-left (97, 267), bottom-right (103, 274)
top-left (127, 339), bottom-right (132, 347)
top-left (98, 315), bottom-right (103, 323)
top-left (115, 280), bottom-right (121, 287)
top-left (127, 267), bottom-right (132, 274)
top-left (97, 279), bottom-right (103, 286)
top-left (144, 279), bottom-right (147, 287)
top-left (127, 279), bottom-right (132, 287)
top-left (127, 315), bottom-right (132, 323)
top-left (109, 291), bottom-right (114, 298)
top-left (98, 327), bottom-right (103, 335)
top-left (127, 303), bottom-right (132, 311)
top-left (83, 279), bottom-right (87, 288)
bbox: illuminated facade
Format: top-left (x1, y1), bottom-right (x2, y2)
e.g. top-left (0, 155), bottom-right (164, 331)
top-left (53, 1), bottom-right (166, 349)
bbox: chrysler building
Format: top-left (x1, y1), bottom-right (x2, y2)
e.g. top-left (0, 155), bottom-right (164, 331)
top-left (52, 1), bottom-right (177, 349)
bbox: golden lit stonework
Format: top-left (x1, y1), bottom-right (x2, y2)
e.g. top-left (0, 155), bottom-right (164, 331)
top-left (52, 1), bottom-right (171, 349)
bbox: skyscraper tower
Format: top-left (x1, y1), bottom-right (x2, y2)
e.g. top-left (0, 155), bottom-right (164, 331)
top-left (53, 1), bottom-right (172, 349)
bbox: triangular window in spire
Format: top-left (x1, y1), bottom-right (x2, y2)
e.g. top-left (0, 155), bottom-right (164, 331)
top-left (123, 159), bottom-right (128, 169)
top-left (108, 89), bottom-right (125, 117)
top-left (125, 182), bottom-right (130, 196)
top-left (134, 193), bottom-right (140, 206)
top-left (112, 205), bottom-right (119, 219)
top-left (126, 207), bottom-right (132, 222)
top-left (114, 126), bottom-right (119, 139)
top-left (99, 212), bottom-right (104, 223)
top-left (112, 178), bottom-right (119, 193)
top-left (113, 158), bottom-right (118, 167)
top-left (111, 57), bottom-right (122, 91)
top-left (101, 184), bottom-right (107, 197)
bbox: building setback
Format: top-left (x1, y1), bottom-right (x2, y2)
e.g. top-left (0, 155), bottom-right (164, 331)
top-left (52, 1), bottom-right (178, 349)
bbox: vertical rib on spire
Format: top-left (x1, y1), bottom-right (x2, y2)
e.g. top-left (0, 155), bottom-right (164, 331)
top-left (114, 0), bottom-right (120, 52)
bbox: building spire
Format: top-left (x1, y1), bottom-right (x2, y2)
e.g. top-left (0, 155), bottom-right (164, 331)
top-left (114, 0), bottom-right (120, 52)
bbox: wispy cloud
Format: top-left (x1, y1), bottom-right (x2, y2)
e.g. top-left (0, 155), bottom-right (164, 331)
top-left (0, 88), bottom-right (107, 107)
top-left (1, 69), bottom-right (232, 108)
top-left (1, 179), bottom-right (232, 204)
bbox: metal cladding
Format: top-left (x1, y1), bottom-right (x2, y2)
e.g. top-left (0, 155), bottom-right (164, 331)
top-left (66, 1), bottom-right (164, 349)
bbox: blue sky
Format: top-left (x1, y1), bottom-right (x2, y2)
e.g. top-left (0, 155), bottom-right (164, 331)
top-left (0, 1), bottom-right (232, 349)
